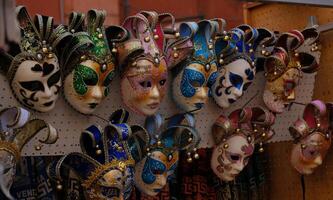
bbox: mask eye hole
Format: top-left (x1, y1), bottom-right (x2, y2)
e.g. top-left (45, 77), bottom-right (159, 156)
top-left (190, 80), bottom-right (201, 87)
top-left (230, 155), bottom-right (240, 161)
top-left (229, 72), bottom-right (244, 90)
top-left (243, 82), bottom-right (251, 91)
top-left (139, 81), bottom-right (152, 88)
top-left (159, 79), bottom-right (166, 86)
top-left (19, 81), bottom-right (44, 92)
top-left (47, 71), bottom-right (61, 87)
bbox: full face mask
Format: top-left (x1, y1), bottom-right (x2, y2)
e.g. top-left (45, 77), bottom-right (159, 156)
top-left (133, 113), bottom-right (200, 196)
top-left (48, 109), bottom-right (149, 200)
top-left (0, 107), bottom-right (58, 198)
top-left (212, 25), bottom-right (276, 108)
top-left (289, 100), bottom-right (332, 175)
top-left (263, 28), bottom-right (320, 113)
top-left (118, 11), bottom-right (191, 116)
top-left (171, 20), bottom-right (219, 112)
top-left (61, 10), bottom-right (127, 114)
top-left (211, 107), bottom-right (275, 181)
top-left (0, 6), bottom-right (71, 112)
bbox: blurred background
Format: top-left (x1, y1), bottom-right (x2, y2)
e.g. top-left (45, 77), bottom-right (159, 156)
top-left (15, 0), bottom-right (244, 29)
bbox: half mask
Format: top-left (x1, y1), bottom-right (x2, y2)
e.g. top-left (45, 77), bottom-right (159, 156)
top-left (211, 107), bottom-right (275, 181)
top-left (289, 100), bottom-right (332, 175)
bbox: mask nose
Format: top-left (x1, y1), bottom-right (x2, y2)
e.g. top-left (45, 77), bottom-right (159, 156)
top-left (313, 156), bottom-right (323, 165)
top-left (233, 162), bottom-right (245, 173)
top-left (233, 88), bottom-right (243, 98)
top-left (150, 86), bottom-right (160, 100)
top-left (157, 175), bottom-right (167, 188)
top-left (41, 85), bottom-right (53, 99)
top-left (90, 86), bottom-right (103, 101)
top-left (196, 87), bottom-right (208, 101)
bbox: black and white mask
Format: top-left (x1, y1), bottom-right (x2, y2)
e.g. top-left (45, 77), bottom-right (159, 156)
top-left (11, 57), bottom-right (61, 112)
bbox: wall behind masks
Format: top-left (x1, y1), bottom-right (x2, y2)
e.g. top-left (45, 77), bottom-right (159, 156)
top-left (245, 3), bottom-right (333, 200)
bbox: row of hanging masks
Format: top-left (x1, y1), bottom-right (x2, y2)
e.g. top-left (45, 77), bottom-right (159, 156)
top-left (47, 109), bottom-right (200, 199)
top-left (0, 107), bottom-right (58, 199)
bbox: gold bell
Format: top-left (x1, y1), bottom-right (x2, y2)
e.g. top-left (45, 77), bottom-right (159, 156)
top-left (236, 128), bottom-right (240, 132)
top-left (273, 71), bottom-right (277, 76)
top-left (208, 44), bottom-right (213, 50)
top-left (294, 52), bottom-right (299, 57)
top-left (223, 35), bottom-right (229, 41)
top-left (187, 157), bottom-right (193, 163)
top-left (42, 47), bottom-right (48, 53)
top-left (259, 147), bottom-right (264, 153)
top-left (154, 34), bottom-right (159, 40)
top-left (262, 132), bottom-right (266, 137)
top-left (144, 36), bottom-right (150, 42)
top-left (223, 143), bottom-right (229, 149)
top-left (254, 129), bottom-right (258, 133)
top-left (175, 32), bottom-right (180, 38)
top-left (80, 55), bottom-right (86, 61)
top-left (98, 33), bottom-right (103, 39)
top-left (249, 49), bottom-right (254, 53)
top-left (96, 149), bottom-right (102, 155)
top-left (188, 137), bottom-right (193, 142)
top-left (261, 50), bottom-right (266, 55)
top-left (48, 53), bottom-right (54, 59)
top-left (112, 48), bottom-right (118, 53)
top-left (173, 52), bottom-right (179, 58)
top-left (317, 123), bottom-right (321, 127)
top-left (301, 144), bottom-right (306, 149)
top-left (157, 140), bottom-right (162, 146)
top-left (219, 59), bottom-right (224, 64)
top-left (132, 61), bottom-right (137, 66)
top-left (56, 182), bottom-right (63, 190)
top-left (194, 153), bottom-right (199, 159)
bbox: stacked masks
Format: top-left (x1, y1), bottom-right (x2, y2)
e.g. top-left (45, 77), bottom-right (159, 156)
top-left (263, 27), bottom-right (320, 113)
top-left (0, 107), bottom-right (58, 199)
top-left (212, 24), bottom-right (276, 108)
top-left (0, 6), bottom-right (71, 112)
top-left (133, 113), bottom-right (200, 196)
top-left (289, 100), bottom-right (332, 175)
top-left (61, 10), bottom-right (127, 114)
top-left (118, 11), bottom-right (192, 116)
top-left (47, 109), bottom-right (150, 200)
top-left (211, 107), bottom-right (275, 181)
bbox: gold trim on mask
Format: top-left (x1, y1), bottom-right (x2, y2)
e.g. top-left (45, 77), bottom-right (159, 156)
top-left (0, 141), bottom-right (20, 162)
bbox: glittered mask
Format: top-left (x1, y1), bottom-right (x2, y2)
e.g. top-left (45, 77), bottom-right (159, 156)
top-left (211, 107), bottom-right (275, 181)
top-left (119, 12), bottom-right (186, 116)
top-left (48, 109), bottom-right (149, 199)
top-left (212, 25), bottom-right (276, 108)
top-left (289, 100), bottom-right (332, 175)
top-left (134, 114), bottom-right (200, 196)
top-left (61, 10), bottom-right (126, 114)
top-left (171, 20), bottom-right (219, 112)
top-left (0, 107), bottom-right (58, 198)
top-left (0, 6), bottom-right (71, 112)
top-left (263, 28), bottom-right (320, 113)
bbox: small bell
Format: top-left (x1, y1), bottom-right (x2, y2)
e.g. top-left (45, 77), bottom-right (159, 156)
top-left (71, 29), bottom-right (75, 33)
top-left (168, 154), bottom-right (173, 161)
top-left (236, 128), bottom-right (240, 132)
top-left (98, 33), bottom-right (103, 39)
top-left (254, 129), bottom-right (258, 133)
top-left (48, 46), bottom-right (53, 51)
top-left (205, 63), bottom-right (211, 71)
top-left (157, 140), bottom-right (162, 146)
top-left (261, 50), bottom-right (266, 55)
top-left (154, 34), bottom-right (159, 40)
top-left (96, 149), bottom-right (102, 155)
top-left (132, 61), bottom-right (137, 66)
top-left (48, 53), bottom-right (54, 59)
top-left (146, 148), bottom-right (150, 152)
top-left (317, 123), bottom-right (321, 127)
top-left (37, 53), bottom-right (43, 60)
top-left (42, 40), bottom-right (47, 45)
top-left (187, 157), bottom-right (193, 163)
top-left (56, 182), bottom-right (63, 190)
top-left (96, 28), bottom-right (101, 32)
top-left (101, 64), bottom-right (107, 72)
top-left (80, 55), bottom-right (86, 61)
top-left (111, 48), bottom-right (118, 53)
top-left (273, 71), bottom-right (277, 76)
top-left (223, 35), bottom-right (229, 41)
top-left (175, 32), bottom-right (180, 38)
top-left (208, 44), bottom-right (213, 50)
top-left (173, 52), bottom-right (179, 58)
top-left (194, 153), bottom-right (199, 159)
top-left (154, 57), bottom-right (160, 64)
top-left (247, 136), bottom-right (252, 142)
top-left (294, 52), bottom-right (299, 57)
top-left (262, 132), bottom-right (266, 137)
top-left (223, 143), bottom-right (229, 149)
top-left (188, 137), bottom-right (193, 142)
top-left (259, 142), bottom-right (264, 152)
top-left (144, 36), bottom-right (150, 42)
top-left (301, 144), bottom-right (307, 149)
top-left (153, 29), bottom-right (157, 33)
top-left (173, 47), bottom-right (177, 51)
top-left (219, 59), bottom-right (224, 64)
top-left (249, 49), bottom-right (254, 53)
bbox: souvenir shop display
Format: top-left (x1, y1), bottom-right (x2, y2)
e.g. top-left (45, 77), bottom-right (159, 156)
top-left (171, 20), bottom-right (218, 112)
top-left (0, 107), bottom-right (58, 198)
top-left (212, 25), bottom-right (276, 108)
top-left (263, 27), bottom-right (320, 113)
top-left (133, 113), bottom-right (200, 196)
top-left (289, 100), bottom-right (332, 175)
top-left (0, 6), bottom-right (71, 112)
top-left (210, 107), bottom-right (275, 181)
top-left (62, 10), bottom-right (127, 114)
top-left (48, 109), bottom-right (149, 200)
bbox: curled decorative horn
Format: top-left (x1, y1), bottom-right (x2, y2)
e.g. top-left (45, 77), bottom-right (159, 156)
top-left (212, 114), bottom-right (234, 145)
top-left (251, 107), bottom-right (275, 145)
top-left (108, 108), bottom-right (129, 124)
top-left (0, 107), bottom-right (30, 139)
top-left (127, 124), bottom-right (150, 163)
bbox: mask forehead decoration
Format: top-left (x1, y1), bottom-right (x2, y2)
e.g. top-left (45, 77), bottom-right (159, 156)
top-left (118, 11), bottom-right (190, 116)
top-left (0, 107), bottom-right (58, 199)
top-left (134, 113), bottom-right (200, 196)
top-left (171, 19), bottom-right (220, 112)
top-left (212, 24), bottom-right (276, 108)
top-left (48, 109), bottom-right (149, 200)
top-left (211, 107), bottom-right (275, 181)
top-left (263, 28), bottom-right (320, 113)
top-left (0, 6), bottom-right (71, 112)
top-left (289, 100), bottom-right (332, 175)
top-left (61, 10), bottom-right (127, 114)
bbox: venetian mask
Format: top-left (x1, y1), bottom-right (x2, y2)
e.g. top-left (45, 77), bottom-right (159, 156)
top-left (49, 109), bottom-right (149, 199)
top-left (171, 20), bottom-right (219, 112)
top-left (289, 100), bottom-right (332, 175)
top-left (61, 10), bottom-right (126, 114)
top-left (119, 12), bottom-right (183, 116)
top-left (212, 25), bottom-right (276, 108)
top-left (211, 107), bottom-right (275, 181)
top-left (133, 113), bottom-right (200, 196)
top-left (0, 107), bottom-right (58, 198)
top-left (263, 28), bottom-right (320, 113)
top-left (0, 6), bottom-right (71, 112)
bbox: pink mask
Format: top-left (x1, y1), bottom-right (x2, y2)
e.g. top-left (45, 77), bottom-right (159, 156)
top-left (211, 107), bottom-right (275, 181)
top-left (119, 12), bottom-right (191, 116)
top-left (289, 100), bottom-right (332, 175)
top-left (263, 28), bottom-right (320, 113)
